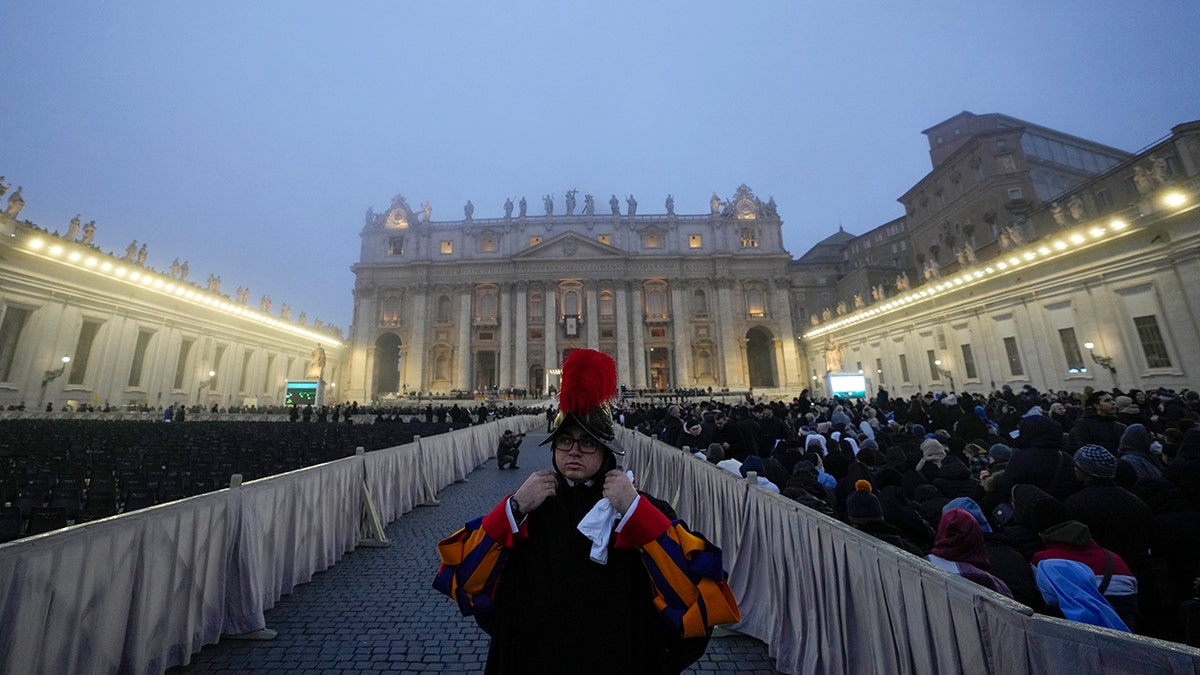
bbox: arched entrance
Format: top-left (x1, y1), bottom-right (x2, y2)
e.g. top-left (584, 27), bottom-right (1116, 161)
top-left (373, 333), bottom-right (402, 398)
top-left (746, 327), bottom-right (777, 388)
top-left (529, 365), bottom-right (544, 397)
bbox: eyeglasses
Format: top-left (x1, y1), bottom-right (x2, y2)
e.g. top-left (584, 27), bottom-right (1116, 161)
top-left (553, 436), bottom-right (602, 454)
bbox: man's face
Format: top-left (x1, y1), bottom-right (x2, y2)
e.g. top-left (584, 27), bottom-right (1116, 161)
top-left (554, 433), bottom-right (606, 482)
top-left (1095, 394), bottom-right (1117, 416)
top-left (715, 416), bottom-right (727, 429)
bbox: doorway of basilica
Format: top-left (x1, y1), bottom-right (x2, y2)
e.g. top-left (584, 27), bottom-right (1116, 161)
top-left (746, 328), bottom-right (776, 388)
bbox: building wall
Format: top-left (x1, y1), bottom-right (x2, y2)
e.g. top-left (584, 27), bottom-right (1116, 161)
top-left (0, 219), bottom-right (346, 410)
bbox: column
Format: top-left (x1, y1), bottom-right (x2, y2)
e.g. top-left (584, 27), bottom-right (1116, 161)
top-left (457, 285), bottom-right (472, 390)
top-left (772, 280), bottom-right (799, 387)
top-left (773, 339), bottom-right (786, 388)
top-left (614, 283), bottom-right (632, 387)
top-left (631, 284), bottom-right (647, 389)
top-left (407, 288), bottom-right (428, 393)
top-left (514, 284), bottom-right (528, 392)
top-left (585, 285), bottom-right (599, 350)
top-left (670, 286), bottom-right (691, 385)
top-left (716, 280), bottom-right (741, 387)
top-left (544, 286), bottom-right (558, 369)
top-left (499, 283), bottom-right (513, 389)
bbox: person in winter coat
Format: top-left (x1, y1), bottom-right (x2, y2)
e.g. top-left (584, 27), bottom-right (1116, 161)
top-left (1068, 391), bottom-right (1126, 456)
top-left (846, 480), bottom-right (924, 556)
top-left (943, 497), bottom-right (1042, 612)
top-left (1031, 517), bottom-right (1139, 631)
top-left (933, 456), bottom-right (985, 502)
top-left (1117, 423), bottom-right (1163, 480)
top-left (1066, 444), bottom-right (1155, 572)
top-left (926, 508), bottom-right (1013, 597)
top-left (998, 413), bottom-right (1079, 501)
top-left (1164, 427), bottom-right (1200, 511)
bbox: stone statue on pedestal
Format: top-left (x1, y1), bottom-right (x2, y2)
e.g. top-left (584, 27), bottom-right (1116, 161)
top-left (543, 194), bottom-right (553, 216)
top-left (136, 244), bottom-right (147, 265)
top-left (308, 345), bottom-right (326, 379)
top-left (626, 194), bottom-right (637, 217)
top-left (583, 194), bottom-right (595, 216)
top-left (179, 260), bottom-right (189, 280)
top-left (609, 195), bottom-right (620, 215)
top-left (823, 337), bottom-right (844, 373)
top-left (565, 189), bottom-right (577, 216)
top-left (81, 221), bottom-right (96, 245)
top-left (5, 187), bottom-right (25, 218)
top-left (665, 194), bottom-right (675, 216)
top-left (504, 198), bottom-right (514, 219)
top-left (123, 241), bottom-right (138, 262)
top-left (0, 177), bottom-right (8, 199)
top-left (171, 258), bottom-right (181, 278)
top-left (1067, 196), bottom-right (1085, 221)
top-left (66, 215), bottom-right (81, 240)
top-left (464, 200), bottom-right (474, 220)
top-left (710, 192), bottom-right (722, 214)
top-left (518, 196), bottom-right (527, 218)
top-left (422, 201), bottom-right (433, 223)
top-left (1051, 202), bottom-right (1067, 227)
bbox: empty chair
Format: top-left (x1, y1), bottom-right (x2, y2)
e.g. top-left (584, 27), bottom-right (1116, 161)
top-left (48, 487), bottom-right (82, 519)
top-left (0, 506), bottom-right (22, 543)
top-left (26, 507), bottom-right (68, 536)
top-left (123, 490), bottom-right (157, 512)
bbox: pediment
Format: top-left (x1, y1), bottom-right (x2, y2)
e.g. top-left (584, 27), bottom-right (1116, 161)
top-left (512, 232), bottom-right (626, 260)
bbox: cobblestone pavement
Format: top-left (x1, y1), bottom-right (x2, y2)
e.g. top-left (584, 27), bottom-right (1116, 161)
top-left (173, 430), bottom-right (781, 674)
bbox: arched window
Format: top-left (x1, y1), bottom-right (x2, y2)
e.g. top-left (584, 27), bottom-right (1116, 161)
top-left (479, 293), bottom-right (497, 321)
top-left (529, 292), bottom-right (544, 320)
top-left (746, 288), bottom-right (766, 318)
top-left (648, 288), bottom-right (667, 317)
top-left (563, 290), bottom-right (579, 315)
top-left (599, 290), bottom-right (614, 318)
top-left (693, 289), bottom-right (708, 318)
top-left (437, 295), bottom-right (451, 323)
top-left (380, 296), bottom-right (400, 326)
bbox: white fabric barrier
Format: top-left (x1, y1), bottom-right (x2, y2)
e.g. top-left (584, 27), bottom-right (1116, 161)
top-left (616, 427), bottom-right (1200, 675)
top-left (0, 416), bottom-right (542, 675)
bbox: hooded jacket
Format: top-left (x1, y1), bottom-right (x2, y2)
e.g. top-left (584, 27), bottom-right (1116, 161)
top-left (997, 415), bottom-right (1079, 501)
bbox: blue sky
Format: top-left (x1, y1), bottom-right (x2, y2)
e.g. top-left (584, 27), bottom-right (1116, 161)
top-left (3, 2), bottom-right (1198, 331)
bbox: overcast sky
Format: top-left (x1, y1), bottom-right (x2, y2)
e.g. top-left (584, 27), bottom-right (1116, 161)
top-left (3, 2), bottom-right (1198, 331)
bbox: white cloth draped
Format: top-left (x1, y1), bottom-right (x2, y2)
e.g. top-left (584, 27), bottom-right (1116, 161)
top-left (0, 415), bottom-right (542, 675)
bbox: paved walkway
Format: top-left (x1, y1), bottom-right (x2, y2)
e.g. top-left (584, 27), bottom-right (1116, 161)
top-left (173, 430), bottom-right (779, 674)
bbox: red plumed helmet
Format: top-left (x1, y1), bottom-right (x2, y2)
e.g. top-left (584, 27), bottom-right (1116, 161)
top-left (559, 349), bottom-right (618, 415)
top-left (541, 349), bottom-right (623, 454)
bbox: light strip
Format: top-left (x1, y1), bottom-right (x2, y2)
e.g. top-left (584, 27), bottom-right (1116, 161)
top-left (19, 236), bottom-right (344, 347)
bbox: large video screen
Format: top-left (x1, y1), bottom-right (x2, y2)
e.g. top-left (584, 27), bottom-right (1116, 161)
top-left (285, 381), bottom-right (318, 405)
top-left (828, 374), bottom-right (867, 398)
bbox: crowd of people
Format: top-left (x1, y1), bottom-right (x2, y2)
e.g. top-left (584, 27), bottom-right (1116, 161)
top-left (616, 383), bottom-right (1200, 645)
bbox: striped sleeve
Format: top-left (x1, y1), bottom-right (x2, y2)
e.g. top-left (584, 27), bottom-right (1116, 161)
top-left (431, 498), bottom-right (519, 616)
top-left (615, 502), bottom-right (741, 638)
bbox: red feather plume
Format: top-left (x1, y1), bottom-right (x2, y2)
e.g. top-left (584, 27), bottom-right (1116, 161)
top-left (558, 349), bottom-right (617, 415)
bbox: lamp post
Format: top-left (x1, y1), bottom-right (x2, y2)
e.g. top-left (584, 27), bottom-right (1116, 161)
top-left (43, 355), bottom-right (71, 385)
top-left (1083, 342), bottom-right (1117, 386)
top-left (934, 359), bottom-right (955, 392)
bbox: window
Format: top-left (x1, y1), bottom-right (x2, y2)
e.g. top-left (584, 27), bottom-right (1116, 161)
top-left (478, 237), bottom-right (497, 253)
top-left (927, 350), bottom-right (940, 381)
top-left (740, 228), bottom-right (758, 248)
top-left (478, 331), bottom-right (494, 341)
top-left (174, 338), bottom-right (194, 390)
top-left (380, 296), bottom-right (400, 326)
top-left (1095, 189), bottom-right (1112, 210)
top-left (434, 351), bottom-right (450, 381)
top-left (562, 290), bottom-right (579, 315)
top-left (440, 241), bottom-right (453, 254)
top-left (875, 358), bottom-right (884, 384)
top-left (960, 344), bottom-right (978, 379)
top-left (529, 292), bottom-right (544, 320)
top-left (478, 293), bottom-right (497, 321)
top-left (1133, 315), bottom-right (1172, 368)
top-left (1007, 187), bottom-right (1023, 200)
top-left (642, 233), bottom-right (663, 249)
top-left (530, 236), bottom-right (542, 247)
top-left (688, 234), bottom-right (703, 249)
top-left (127, 329), bottom-right (154, 387)
top-left (997, 154), bottom-right (1016, 172)
top-left (693, 289), bottom-right (708, 317)
top-left (597, 235), bottom-right (611, 246)
top-left (898, 354), bottom-right (910, 383)
top-left (649, 327), bottom-right (666, 338)
top-left (388, 236), bottom-right (405, 256)
top-left (437, 295), bottom-right (451, 323)
top-left (69, 320), bottom-right (102, 385)
top-left (599, 290), bottom-right (614, 318)
top-left (645, 288), bottom-right (667, 319)
top-left (0, 306), bottom-right (31, 381)
top-left (1003, 337), bottom-right (1024, 376)
top-left (1058, 328), bottom-right (1086, 372)
top-left (746, 289), bottom-right (765, 318)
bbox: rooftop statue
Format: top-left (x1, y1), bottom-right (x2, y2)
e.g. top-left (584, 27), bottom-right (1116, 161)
top-left (5, 186), bottom-right (25, 218)
top-left (504, 198), bottom-right (513, 219)
top-left (609, 194), bottom-right (620, 215)
top-left (66, 215), bottom-right (81, 240)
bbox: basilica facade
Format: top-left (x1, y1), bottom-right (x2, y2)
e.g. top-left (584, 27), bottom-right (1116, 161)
top-left (345, 186), bottom-right (802, 403)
